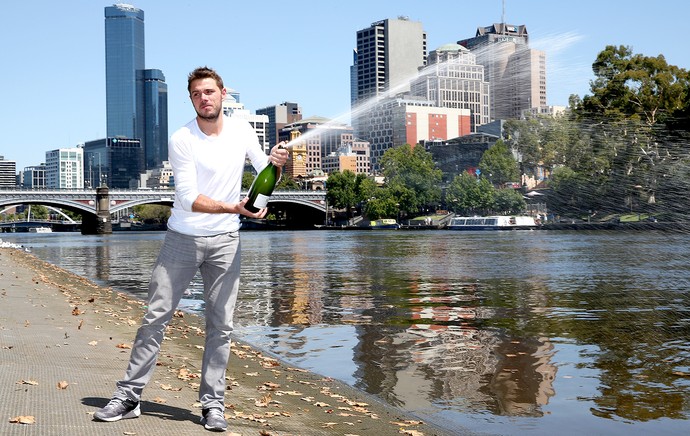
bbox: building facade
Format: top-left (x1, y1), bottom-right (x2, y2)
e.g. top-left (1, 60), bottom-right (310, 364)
top-left (83, 137), bottom-right (144, 189)
top-left (359, 96), bottom-right (472, 171)
top-left (45, 148), bottom-right (84, 189)
top-left (351, 17), bottom-right (427, 105)
top-left (0, 156), bottom-right (17, 188)
top-left (255, 102), bottom-right (302, 149)
top-left (105, 4), bottom-right (168, 173)
top-left (142, 68), bottom-right (168, 170)
top-left (22, 164), bottom-right (46, 189)
top-left (458, 23), bottom-right (546, 120)
top-left (410, 43), bottom-right (491, 129)
top-left (278, 117), bottom-right (366, 177)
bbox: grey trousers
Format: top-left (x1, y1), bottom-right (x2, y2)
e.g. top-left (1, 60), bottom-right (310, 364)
top-left (113, 229), bottom-right (241, 410)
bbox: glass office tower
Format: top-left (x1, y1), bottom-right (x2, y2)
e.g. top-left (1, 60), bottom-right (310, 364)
top-left (143, 69), bottom-right (168, 169)
top-left (104, 4), bottom-right (145, 143)
top-left (105, 4), bottom-right (168, 173)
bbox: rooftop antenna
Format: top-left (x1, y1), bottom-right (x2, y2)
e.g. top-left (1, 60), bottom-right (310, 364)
top-left (501, 0), bottom-right (506, 33)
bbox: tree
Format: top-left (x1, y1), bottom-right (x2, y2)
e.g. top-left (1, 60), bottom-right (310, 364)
top-left (445, 172), bottom-right (495, 215)
top-left (493, 188), bottom-right (527, 215)
top-left (133, 204), bottom-right (171, 224)
top-left (242, 172), bottom-right (255, 190)
top-left (379, 144), bottom-right (442, 215)
top-left (575, 45), bottom-right (690, 210)
top-left (478, 140), bottom-right (520, 186)
top-left (362, 187), bottom-right (399, 220)
top-left (326, 170), bottom-right (358, 219)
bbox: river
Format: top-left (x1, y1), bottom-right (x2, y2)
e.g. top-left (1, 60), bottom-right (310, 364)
top-left (2, 229), bottom-right (689, 435)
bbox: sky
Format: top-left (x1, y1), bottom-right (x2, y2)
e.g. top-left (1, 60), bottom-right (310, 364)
top-left (2, 0), bottom-right (689, 171)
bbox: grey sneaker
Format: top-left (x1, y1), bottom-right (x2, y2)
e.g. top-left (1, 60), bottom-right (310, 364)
top-left (94, 398), bottom-right (141, 422)
top-left (201, 407), bottom-right (227, 432)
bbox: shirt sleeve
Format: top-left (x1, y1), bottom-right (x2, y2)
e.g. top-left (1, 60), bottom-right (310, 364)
top-left (168, 131), bottom-right (200, 212)
top-left (244, 123), bottom-right (270, 173)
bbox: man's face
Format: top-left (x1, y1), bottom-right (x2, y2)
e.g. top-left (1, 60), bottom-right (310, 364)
top-left (189, 78), bottom-right (226, 121)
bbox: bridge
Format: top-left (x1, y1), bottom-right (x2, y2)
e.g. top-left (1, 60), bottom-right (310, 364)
top-left (0, 188), bottom-right (327, 234)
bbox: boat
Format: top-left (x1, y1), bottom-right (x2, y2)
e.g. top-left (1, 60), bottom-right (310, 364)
top-left (28, 227), bottom-right (52, 233)
top-left (447, 215), bottom-right (538, 231)
top-left (368, 218), bottom-right (400, 229)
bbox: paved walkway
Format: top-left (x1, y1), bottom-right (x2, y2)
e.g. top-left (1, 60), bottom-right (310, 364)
top-left (0, 247), bottom-right (466, 436)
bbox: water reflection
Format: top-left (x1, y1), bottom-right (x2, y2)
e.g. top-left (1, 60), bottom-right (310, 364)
top-left (6, 230), bottom-right (690, 435)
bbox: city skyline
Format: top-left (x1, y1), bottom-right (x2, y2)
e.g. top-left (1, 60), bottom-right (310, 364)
top-left (2, 0), bottom-right (689, 170)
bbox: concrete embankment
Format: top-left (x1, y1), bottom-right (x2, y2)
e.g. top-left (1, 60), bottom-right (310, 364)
top-left (0, 247), bottom-right (463, 436)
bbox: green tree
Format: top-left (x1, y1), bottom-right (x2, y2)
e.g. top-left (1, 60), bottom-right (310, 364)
top-left (493, 188), bottom-right (527, 215)
top-left (133, 204), bottom-right (171, 224)
top-left (379, 144), bottom-right (442, 215)
top-left (26, 204), bottom-right (49, 219)
top-left (242, 171), bottom-right (255, 190)
top-left (326, 170), bottom-right (358, 219)
top-left (363, 187), bottom-right (399, 220)
top-left (478, 140), bottom-right (521, 186)
top-left (445, 173), bottom-right (495, 215)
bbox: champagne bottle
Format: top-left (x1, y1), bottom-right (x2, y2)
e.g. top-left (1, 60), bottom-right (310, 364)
top-left (245, 152), bottom-right (280, 213)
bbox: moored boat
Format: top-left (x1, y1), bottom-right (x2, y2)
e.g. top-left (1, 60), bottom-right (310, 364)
top-left (447, 215), bottom-right (537, 231)
top-left (368, 218), bottom-right (400, 229)
top-left (28, 227), bottom-right (52, 233)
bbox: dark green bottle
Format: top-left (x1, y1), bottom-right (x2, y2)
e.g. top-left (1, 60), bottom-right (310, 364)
top-left (245, 161), bottom-right (278, 213)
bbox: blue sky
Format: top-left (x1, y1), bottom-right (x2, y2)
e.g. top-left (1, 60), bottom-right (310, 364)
top-left (2, 0), bottom-right (689, 171)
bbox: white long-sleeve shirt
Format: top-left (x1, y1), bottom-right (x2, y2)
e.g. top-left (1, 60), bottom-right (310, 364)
top-left (166, 115), bottom-right (269, 236)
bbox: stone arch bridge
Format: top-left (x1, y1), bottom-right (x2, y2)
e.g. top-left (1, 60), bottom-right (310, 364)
top-left (0, 188), bottom-right (327, 234)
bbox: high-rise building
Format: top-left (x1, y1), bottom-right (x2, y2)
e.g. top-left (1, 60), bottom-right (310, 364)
top-left (256, 102), bottom-right (302, 148)
top-left (105, 4), bottom-right (168, 173)
top-left (351, 17), bottom-right (428, 168)
top-left (0, 156), bottom-right (17, 188)
top-left (351, 17), bottom-right (427, 105)
top-left (142, 68), bottom-right (168, 169)
top-left (458, 23), bottom-right (546, 120)
top-left (410, 43), bottom-right (491, 130)
top-left (105, 4), bottom-right (144, 140)
top-left (45, 148), bottom-right (84, 189)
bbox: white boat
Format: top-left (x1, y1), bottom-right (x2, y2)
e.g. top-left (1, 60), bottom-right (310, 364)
top-left (28, 227), bottom-right (52, 233)
top-left (447, 215), bottom-right (538, 231)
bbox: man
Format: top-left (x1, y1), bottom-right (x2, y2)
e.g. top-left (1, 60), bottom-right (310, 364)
top-left (94, 66), bottom-right (289, 432)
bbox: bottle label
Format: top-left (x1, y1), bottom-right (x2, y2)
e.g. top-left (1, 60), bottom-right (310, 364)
top-left (254, 194), bottom-right (270, 209)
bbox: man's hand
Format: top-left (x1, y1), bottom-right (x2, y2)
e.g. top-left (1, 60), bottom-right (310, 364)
top-left (237, 197), bottom-right (267, 218)
top-left (270, 142), bottom-right (289, 168)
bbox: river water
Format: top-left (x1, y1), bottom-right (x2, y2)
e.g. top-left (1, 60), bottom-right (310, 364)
top-left (2, 229), bottom-right (689, 435)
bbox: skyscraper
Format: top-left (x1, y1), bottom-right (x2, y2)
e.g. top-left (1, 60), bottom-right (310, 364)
top-left (351, 17), bottom-right (427, 169)
top-left (351, 17), bottom-right (427, 106)
top-left (410, 43), bottom-right (491, 130)
top-left (105, 3), bottom-right (144, 140)
top-left (458, 23), bottom-right (546, 120)
top-left (105, 3), bottom-right (168, 172)
top-left (142, 68), bottom-right (168, 169)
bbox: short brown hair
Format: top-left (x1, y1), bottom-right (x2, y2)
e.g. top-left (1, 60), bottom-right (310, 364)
top-left (187, 66), bottom-right (224, 93)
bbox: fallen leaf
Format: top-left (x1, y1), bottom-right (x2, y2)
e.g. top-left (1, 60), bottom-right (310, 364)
top-left (57, 380), bottom-right (69, 389)
top-left (116, 343), bottom-right (132, 349)
top-left (152, 397), bottom-right (166, 403)
top-left (9, 415), bottom-right (35, 424)
top-left (72, 306), bottom-right (81, 316)
top-left (88, 341), bottom-right (98, 346)
top-left (17, 379), bottom-right (39, 385)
